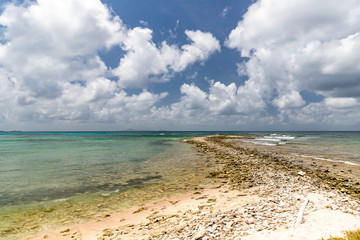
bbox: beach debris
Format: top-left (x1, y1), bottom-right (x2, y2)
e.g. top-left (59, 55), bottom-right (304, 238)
top-left (192, 228), bottom-right (206, 240)
top-left (133, 207), bottom-right (146, 214)
top-left (196, 195), bottom-right (208, 200)
top-left (294, 198), bottom-right (309, 228)
top-left (198, 204), bottom-right (213, 210)
top-left (60, 228), bottom-right (70, 233)
top-left (169, 200), bottom-right (179, 205)
top-left (298, 171), bottom-right (306, 176)
top-left (27, 225), bottom-right (38, 230)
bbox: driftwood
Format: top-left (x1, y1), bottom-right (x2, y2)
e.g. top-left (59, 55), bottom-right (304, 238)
top-left (294, 198), bottom-right (309, 228)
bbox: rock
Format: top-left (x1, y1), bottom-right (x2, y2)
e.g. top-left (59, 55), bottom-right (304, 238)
top-left (207, 225), bottom-right (217, 233)
top-left (192, 229), bottom-right (206, 240)
top-left (43, 207), bottom-right (54, 213)
top-left (226, 221), bottom-right (234, 228)
top-left (60, 228), bottom-right (70, 233)
top-left (198, 204), bottom-right (213, 210)
top-left (133, 207), bottom-right (146, 214)
top-left (28, 225), bottom-right (38, 230)
top-left (298, 171), bottom-right (306, 176)
top-left (2, 227), bottom-right (15, 233)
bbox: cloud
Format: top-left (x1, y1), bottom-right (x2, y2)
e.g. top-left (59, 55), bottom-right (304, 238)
top-left (272, 90), bottom-right (305, 109)
top-left (113, 29), bottom-right (220, 88)
top-left (0, 0), bottom-right (359, 130)
top-left (148, 0), bottom-right (360, 130)
top-left (146, 81), bottom-right (274, 130)
top-left (139, 20), bottom-right (149, 27)
top-left (0, 0), bottom-right (134, 125)
top-left (0, 0), bottom-right (219, 128)
top-left (226, 0), bottom-right (360, 97)
top-left (1, 75), bottom-right (168, 124)
top-left (169, 81), bottom-right (266, 116)
top-left (324, 98), bottom-right (358, 108)
top-left (277, 98), bottom-right (360, 128)
top-left (0, 0), bottom-right (124, 98)
top-left (221, 7), bottom-right (229, 18)
top-left (224, 0), bottom-right (360, 127)
top-left (169, 19), bottom-right (179, 38)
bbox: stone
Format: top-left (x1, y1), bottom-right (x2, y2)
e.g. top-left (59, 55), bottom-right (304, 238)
top-left (192, 230), bottom-right (206, 240)
top-left (133, 207), bottom-right (146, 214)
top-left (298, 171), bottom-right (305, 176)
top-left (60, 228), bottom-right (70, 233)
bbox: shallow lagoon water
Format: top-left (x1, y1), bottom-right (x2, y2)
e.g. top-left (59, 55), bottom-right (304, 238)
top-left (0, 132), bottom-right (223, 239)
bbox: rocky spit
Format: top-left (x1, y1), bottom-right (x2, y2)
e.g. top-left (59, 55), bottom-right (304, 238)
top-left (37, 136), bottom-right (360, 240)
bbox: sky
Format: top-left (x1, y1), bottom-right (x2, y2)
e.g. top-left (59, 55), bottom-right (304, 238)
top-left (0, 0), bottom-right (359, 131)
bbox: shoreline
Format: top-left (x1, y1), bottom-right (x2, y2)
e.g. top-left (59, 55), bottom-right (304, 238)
top-left (1, 140), bottom-right (218, 240)
top-left (28, 136), bottom-right (360, 239)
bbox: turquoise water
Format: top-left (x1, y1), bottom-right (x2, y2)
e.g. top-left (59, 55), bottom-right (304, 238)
top-left (0, 131), bottom-right (359, 238)
top-left (0, 131), bottom-right (234, 238)
top-left (1, 133), bottom-right (168, 206)
top-left (1, 131), bottom-right (360, 207)
top-left (0, 132), bottom-right (201, 207)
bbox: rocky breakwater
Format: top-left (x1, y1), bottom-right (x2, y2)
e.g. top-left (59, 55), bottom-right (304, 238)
top-left (96, 135), bottom-right (360, 240)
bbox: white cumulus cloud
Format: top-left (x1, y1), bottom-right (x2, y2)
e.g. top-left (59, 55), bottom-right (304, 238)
top-left (224, 0), bottom-right (360, 127)
top-left (168, 81), bottom-right (266, 117)
top-left (0, 0), bottom-right (220, 129)
top-left (113, 29), bottom-right (220, 88)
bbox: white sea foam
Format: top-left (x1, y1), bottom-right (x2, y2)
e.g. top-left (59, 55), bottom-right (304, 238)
top-left (294, 154), bottom-right (360, 166)
top-left (101, 189), bottom-right (120, 197)
top-left (242, 140), bottom-right (277, 146)
top-left (258, 137), bottom-right (281, 142)
top-left (275, 136), bottom-right (295, 140)
top-left (243, 134), bottom-right (296, 146)
top-left (256, 142), bottom-right (277, 146)
top-left (54, 198), bottom-right (69, 202)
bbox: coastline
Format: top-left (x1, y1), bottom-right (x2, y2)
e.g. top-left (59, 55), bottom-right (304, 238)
top-left (28, 135), bottom-right (360, 239)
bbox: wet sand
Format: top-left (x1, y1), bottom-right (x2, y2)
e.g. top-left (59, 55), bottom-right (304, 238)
top-left (28, 136), bottom-right (360, 240)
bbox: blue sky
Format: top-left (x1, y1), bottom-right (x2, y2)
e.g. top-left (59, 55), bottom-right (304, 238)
top-left (0, 0), bottom-right (359, 131)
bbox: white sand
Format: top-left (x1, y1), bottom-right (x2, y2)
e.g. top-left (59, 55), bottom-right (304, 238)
top-left (28, 186), bottom-right (360, 240)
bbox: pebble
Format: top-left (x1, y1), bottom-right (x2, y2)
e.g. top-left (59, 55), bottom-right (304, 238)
top-left (192, 229), bottom-right (206, 240)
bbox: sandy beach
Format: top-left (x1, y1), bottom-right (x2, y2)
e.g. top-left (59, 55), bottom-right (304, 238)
top-left (28, 136), bottom-right (360, 240)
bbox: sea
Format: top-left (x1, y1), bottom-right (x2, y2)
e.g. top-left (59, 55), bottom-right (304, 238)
top-left (0, 131), bottom-right (359, 239)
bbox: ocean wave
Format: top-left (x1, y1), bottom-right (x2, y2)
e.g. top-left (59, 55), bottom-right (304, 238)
top-left (294, 154), bottom-right (360, 166)
top-left (53, 198), bottom-right (69, 202)
top-left (101, 189), bottom-right (120, 197)
top-left (243, 134), bottom-right (297, 146)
